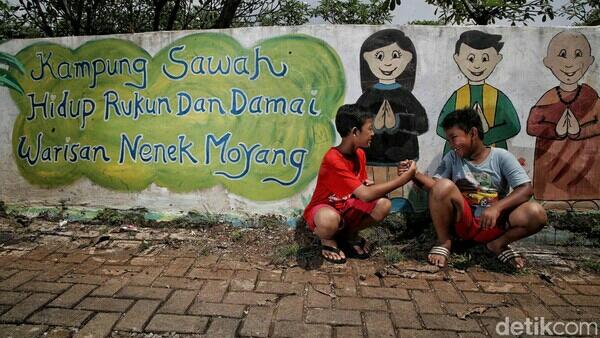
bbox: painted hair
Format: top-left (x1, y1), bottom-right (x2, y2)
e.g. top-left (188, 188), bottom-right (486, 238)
top-left (360, 29), bottom-right (417, 92)
top-left (454, 30), bottom-right (504, 55)
top-left (335, 104), bottom-right (372, 137)
top-left (441, 108), bottom-right (484, 139)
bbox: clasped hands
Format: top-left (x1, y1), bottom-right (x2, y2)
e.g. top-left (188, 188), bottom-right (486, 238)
top-left (397, 159), bottom-right (417, 178)
top-left (556, 108), bottom-right (580, 138)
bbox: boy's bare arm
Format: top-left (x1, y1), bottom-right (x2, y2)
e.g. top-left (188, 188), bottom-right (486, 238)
top-left (352, 161), bottom-right (416, 202)
top-left (479, 182), bottom-right (534, 229)
top-left (412, 171), bottom-right (437, 192)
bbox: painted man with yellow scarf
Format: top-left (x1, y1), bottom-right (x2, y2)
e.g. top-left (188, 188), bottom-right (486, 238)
top-left (438, 30), bottom-right (521, 154)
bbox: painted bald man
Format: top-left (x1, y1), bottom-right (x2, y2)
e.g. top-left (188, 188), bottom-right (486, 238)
top-left (527, 31), bottom-right (600, 201)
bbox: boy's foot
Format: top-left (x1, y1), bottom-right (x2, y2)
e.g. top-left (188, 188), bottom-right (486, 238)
top-left (320, 239), bottom-right (346, 264)
top-left (428, 245), bottom-right (450, 267)
top-left (485, 242), bottom-right (525, 269)
top-left (344, 236), bottom-right (370, 259)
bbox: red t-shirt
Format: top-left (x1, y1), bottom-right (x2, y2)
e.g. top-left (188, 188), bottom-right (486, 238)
top-left (303, 147), bottom-right (368, 221)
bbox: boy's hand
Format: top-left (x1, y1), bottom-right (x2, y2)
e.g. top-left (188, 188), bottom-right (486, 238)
top-left (363, 179), bottom-right (374, 186)
top-left (398, 160), bottom-right (416, 178)
top-left (479, 205), bottom-right (500, 229)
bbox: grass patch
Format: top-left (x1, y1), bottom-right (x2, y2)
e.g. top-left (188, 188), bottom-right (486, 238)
top-left (271, 243), bottom-right (299, 265)
top-left (230, 229), bottom-right (243, 241)
top-left (581, 259), bottom-right (600, 273)
top-left (382, 245), bottom-right (405, 264)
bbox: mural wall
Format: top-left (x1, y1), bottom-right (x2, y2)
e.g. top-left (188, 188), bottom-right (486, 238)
top-left (0, 26), bottom-right (598, 215)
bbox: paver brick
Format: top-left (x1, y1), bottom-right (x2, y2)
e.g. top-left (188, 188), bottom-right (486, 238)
top-left (158, 290), bottom-right (197, 314)
top-left (205, 317), bottom-right (240, 337)
top-left (145, 314), bottom-right (209, 333)
top-left (0, 291), bottom-right (29, 305)
top-left (58, 274), bottom-right (108, 285)
top-left (365, 311), bottom-right (396, 337)
top-left (272, 321), bottom-right (332, 338)
top-left (152, 276), bottom-right (203, 290)
top-left (398, 328), bottom-right (459, 338)
top-left (90, 277), bottom-right (129, 297)
top-left (74, 312), bottom-right (121, 338)
top-left (564, 294), bottom-right (600, 306)
top-left (572, 284), bottom-right (600, 296)
top-left (0, 324), bottom-right (48, 338)
top-left (255, 281), bottom-right (304, 295)
top-left (284, 270), bottom-right (328, 284)
top-left (0, 271), bottom-right (38, 290)
top-left (49, 284), bottom-right (96, 308)
top-left (528, 284), bottom-right (567, 306)
top-left (274, 295), bottom-right (303, 321)
top-left (360, 286), bottom-right (409, 299)
top-left (128, 267), bottom-right (163, 286)
top-left (114, 299), bottom-right (160, 332)
top-left (383, 277), bottom-right (431, 290)
top-left (463, 292), bottom-right (510, 304)
top-left (421, 314), bottom-right (481, 332)
top-left (34, 263), bottom-right (72, 282)
top-left (0, 293), bottom-right (54, 322)
top-left (307, 284), bottom-right (332, 308)
top-left (335, 326), bottom-right (364, 338)
top-left (478, 282), bottom-right (528, 293)
top-left (197, 280), bottom-right (228, 302)
top-left (188, 268), bottom-right (234, 280)
top-left (306, 308), bottom-right (361, 325)
top-left (239, 306), bottom-right (273, 337)
top-left (223, 291), bottom-right (278, 305)
top-left (258, 270), bottom-right (282, 282)
top-left (27, 307), bottom-right (92, 327)
top-left (76, 297), bottom-right (133, 312)
top-left (188, 301), bottom-right (246, 318)
top-left (130, 257), bottom-right (171, 267)
top-left (230, 279), bottom-right (256, 291)
top-left (336, 297), bottom-right (386, 311)
top-left (444, 303), bottom-right (501, 318)
top-left (431, 281), bottom-right (464, 303)
top-left (17, 281), bottom-right (71, 294)
top-left (412, 290), bottom-right (445, 314)
top-left (0, 269), bottom-right (17, 279)
top-left (389, 300), bottom-right (422, 329)
top-left (116, 286), bottom-right (171, 300)
top-left (163, 257), bottom-right (195, 277)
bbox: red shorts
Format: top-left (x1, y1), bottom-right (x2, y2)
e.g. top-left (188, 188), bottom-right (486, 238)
top-left (305, 198), bottom-right (378, 232)
top-left (455, 197), bottom-right (505, 243)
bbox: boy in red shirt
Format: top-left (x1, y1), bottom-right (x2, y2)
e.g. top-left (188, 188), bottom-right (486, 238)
top-left (304, 104), bottom-right (416, 263)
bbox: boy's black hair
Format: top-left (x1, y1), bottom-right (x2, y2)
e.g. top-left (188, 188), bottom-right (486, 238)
top-left (335, 104), bottom-right (372, 137)
top-left (454, 30), bottom-right (504, 55)
top-left (441, 108), bottom-right (484, 139)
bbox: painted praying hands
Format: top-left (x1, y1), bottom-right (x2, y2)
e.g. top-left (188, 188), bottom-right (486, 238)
top-left (555, 107), bottom-right (580, 138)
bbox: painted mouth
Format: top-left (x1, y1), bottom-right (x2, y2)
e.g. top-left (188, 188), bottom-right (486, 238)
top-left (560, 70), bottom-right (578, 77)
top-left (469, 70), bottom-right (484, 76)
top-left (379, 67), bottom-right (397, 76)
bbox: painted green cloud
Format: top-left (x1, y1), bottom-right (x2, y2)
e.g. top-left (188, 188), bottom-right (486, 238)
top-left (10, 33), bottom-right (345, 200)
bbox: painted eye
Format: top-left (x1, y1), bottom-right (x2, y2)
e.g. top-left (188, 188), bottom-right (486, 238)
top-left (467, 54), bottom-right (475, 63)
top-left (482, 53), bottom-right (489, 62)
top-left (559, 49), bottom-right (567, 58)
top-left (375, 51), bottom-right (384, 61)
top-left (575, 49), bottom-right (583, 57)
top-left (392, 50), bottom-right (401, 58)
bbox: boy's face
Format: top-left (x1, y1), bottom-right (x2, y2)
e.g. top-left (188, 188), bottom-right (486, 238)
top-left (543, 32), bottom-right (594, 86)
top-left (454, 43), bottom-right (502, 83)
top-left (445, 126), bottom-right (478, 158)
top-left (363, 42), bottom-right (413, 82)
top-left (354, 118), bottom-right (374, 148)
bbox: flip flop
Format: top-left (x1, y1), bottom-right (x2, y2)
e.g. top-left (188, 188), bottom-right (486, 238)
top-left (344, 237), bottom-right (370, 259)
top-left (321, 245), bottom-right (346, 264)
top-left (486, 244), bottom-right (524, 270)
top-left (428, 245), bottom-right (450, 267)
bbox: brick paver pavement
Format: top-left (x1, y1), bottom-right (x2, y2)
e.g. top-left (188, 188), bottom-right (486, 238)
top-left (0, 242), bottom-right (598, 337)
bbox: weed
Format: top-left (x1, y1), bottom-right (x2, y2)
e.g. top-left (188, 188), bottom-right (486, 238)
top-left (382, 245), bottom-right (405, 264)
top-left (271, 243), bottom-right (299, 265)
top-left (581, 259), bottom-right (600, 273)
top-left (230, 229), bottom-right (243, 241)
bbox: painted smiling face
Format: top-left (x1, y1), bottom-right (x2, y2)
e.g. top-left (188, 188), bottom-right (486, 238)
top-left (543, 32), bottom-right (594, 86)
top-left (454, 44), bottom-right (502, 84)
top-left (363, 42), bottom-right (413, 84)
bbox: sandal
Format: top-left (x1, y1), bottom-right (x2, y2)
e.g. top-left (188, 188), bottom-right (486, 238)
top-left (428, 245), bottom-right (450, 267)
top-left (344, 237), bottom-right (370, 259)
top-left (494, 245), bottom-right (525, 269)
top-left (321, 245), bottom-right (347, 264)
